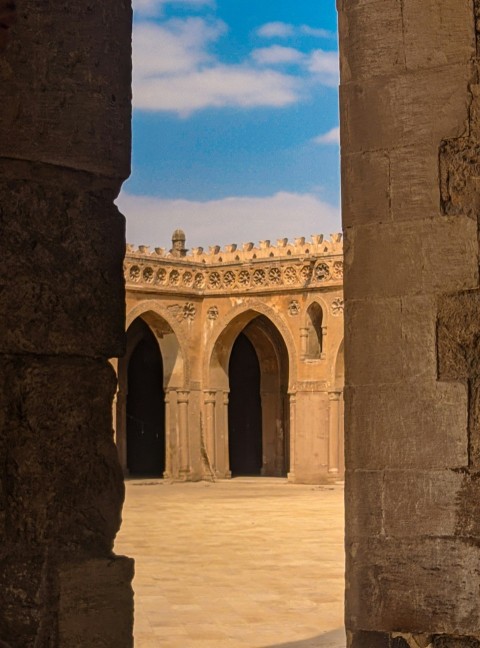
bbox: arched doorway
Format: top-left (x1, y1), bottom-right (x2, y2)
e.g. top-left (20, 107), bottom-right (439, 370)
top-left (126, 318), bottom-right (165, 476)
top-left (225, 314), bottom-right (290, 477)
top-left (228, 332), bottom-right (263, 475)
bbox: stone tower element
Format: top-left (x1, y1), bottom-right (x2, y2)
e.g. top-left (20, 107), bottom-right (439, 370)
top-left (170, 228), bottom-right (188, 257)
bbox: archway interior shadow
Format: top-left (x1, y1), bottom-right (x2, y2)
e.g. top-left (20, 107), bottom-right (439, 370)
top-left (126, 319), bottom-right (165, 476)
top-left (228, 332), bottom-right (263, 476)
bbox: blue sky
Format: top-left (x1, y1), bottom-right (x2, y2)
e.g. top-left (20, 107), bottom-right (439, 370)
top-left (117, 0), bottom-right (340, 249)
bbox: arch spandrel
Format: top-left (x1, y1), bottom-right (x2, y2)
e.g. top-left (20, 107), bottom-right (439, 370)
top-left (204, 300), bottom-right (298, 392)
top-left (126, 300), bottom-right (189, 389)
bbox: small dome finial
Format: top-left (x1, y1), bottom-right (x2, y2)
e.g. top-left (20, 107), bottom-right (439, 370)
top-left (171, 228), bottom-right (187, 257)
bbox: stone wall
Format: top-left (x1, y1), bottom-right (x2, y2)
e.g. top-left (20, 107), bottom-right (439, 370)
top-left (340, 0), bottom-right (480, 644)
top-left (0, 3), bottom-right (134, 646)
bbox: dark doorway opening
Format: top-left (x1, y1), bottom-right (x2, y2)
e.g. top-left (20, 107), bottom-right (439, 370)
top-left (228, 332), bottom-right (262, 476)
top-left (126, 321), bottom-right (165, 476)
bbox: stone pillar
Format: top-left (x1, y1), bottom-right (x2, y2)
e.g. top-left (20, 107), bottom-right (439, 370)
top-left (163, 389), bottom-right (173, 479)
top-left (203, 390), bottom-right (216, 475)
top-left (222, 390), bottom-right (231, 478)
top-left (116, 388), bottom-right (128, 474)
top-left (328, 391), bottom-right (341, 476)
top-left (299, 327), bottom-right (309, 360)
top-left (287, 392), bottom-right (296, 482)
top-left (177, 390), bottom-right (190, 477)
top-left (340, 0), bottom-right (480, 644)
top-left (0, 2), bottom-right (133, 645)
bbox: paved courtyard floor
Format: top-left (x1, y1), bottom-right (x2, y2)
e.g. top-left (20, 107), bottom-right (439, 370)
top-left (115, 478), bottom-right (345, 648)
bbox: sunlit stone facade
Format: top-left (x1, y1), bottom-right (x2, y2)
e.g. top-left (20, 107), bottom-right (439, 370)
top-left (113, 231), bottom-right (344, 484)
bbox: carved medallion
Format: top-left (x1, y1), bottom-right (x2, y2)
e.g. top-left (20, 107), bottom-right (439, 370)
top-left (288, 300), bottom-right (301, 316)
top-left (207, 306), bottom-right (219, 320)
top-left (331, 298), bottom-right (344, 316)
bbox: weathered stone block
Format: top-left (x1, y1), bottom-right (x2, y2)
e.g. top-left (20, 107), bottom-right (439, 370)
top-left (344, 218), bottom-right (478, 300)
top-left (402, 0), bottom-right (474, 71)
top-left (433, 637), bottom-right (480, 648)
top-left (383, 470), bottom-right (463, 538)
top-left (345, 382), bottom-right (468, 470)
top-left (342, 150), bottom-right (390, 227)
top-left (58, 557), bottom-right (134, 647)
top-left (0, 1), bottom-right (132, 178)
top-left (346, 296), bottom-right (437, 385)
top-left (0, 357), bottom-right (124, 554)
top-left (0, 163), bottom-right (126, 357)
top-left (349, 630), bottom-right (391, 648)
top-left (338, 0), bottom-right (405, 83)
top-left (390, 144), bottom-right (440, 222)
top-left (345, 470), bottom-right (384, 539)
top-left (341, 64), bottom-right (471, 153)
top-left (346, 538), bottom-right (480, 633)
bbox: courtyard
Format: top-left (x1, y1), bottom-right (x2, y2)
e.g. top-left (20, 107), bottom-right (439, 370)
top-left (115, 478), bottom-right (345, 648)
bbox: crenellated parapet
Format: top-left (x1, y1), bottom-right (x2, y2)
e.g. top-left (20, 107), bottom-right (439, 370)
top-left (125, 232), bottom-right (343, 294)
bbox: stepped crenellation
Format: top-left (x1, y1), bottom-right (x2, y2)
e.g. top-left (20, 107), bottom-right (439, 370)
top-left (126, 233), bottom-right (343, 264)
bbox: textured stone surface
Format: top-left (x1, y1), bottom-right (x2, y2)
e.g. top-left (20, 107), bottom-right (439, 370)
top-left (340, 0), bottom-right (480, 642)
top-left (58, 557), bottom-right (134, 647)
top-left (0, 0), bottom-right (133, 644)
top-left (0, 162), bottom-right (126, 357)
top-left (0, 1), bottom-right (132, 177)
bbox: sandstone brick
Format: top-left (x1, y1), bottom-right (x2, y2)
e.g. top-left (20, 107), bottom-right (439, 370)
top-left (0, 164), bottom-right (126, 357)
top-left (346, 538), bottom-right (480, 633)
top-left (383, 470), bottom-right (463, 538)
top-left (338, 0), bottom-right (405, 84)
top-left (0, 357), bottom-right (124, 555)
top-left (345, 382), bottom-right (468, 470)
top-left (0, 1), bottom-right (132, 178)
top-left (389, 144), bottom-right (440, 222)
top-left (402, 0), bottom-right (475, 71)
top-left (341, 65), bottom-right (471, 154)
top-left (344, 218), bottom-right (478, 300)
top-left (58, 557), bottom-right (134, 647)
top-left (341, 150), bottom-right (391, 227)
top-left (345, 470), bottom-right (384, 539)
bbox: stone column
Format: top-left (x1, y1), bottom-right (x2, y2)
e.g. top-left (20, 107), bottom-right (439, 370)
top-left (328, 391), bottom-right (341, 476)
top-left (340, 0), bottom-right (480, 644)
top-left (203, 390), bottom-right (216, 475)
top-left (287, 392), bottom-right (296, 482)
top-left (299, 327), bottom-right (309, 360)
top-left (163, 389), bottom-right (173, 479)
top-left (177, 390), bottom-right (190, 477)
top-left (0, 2), bottom-right (133, 645)
top-left (222, 390), bottom-right (231, 478)
top-left (116, 388), bottom-right (128, 475)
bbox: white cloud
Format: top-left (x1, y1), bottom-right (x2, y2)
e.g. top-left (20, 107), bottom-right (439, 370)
top-left (133, 19), bottom-right (301, 113)
top-left (300, 25), bottom-right (335, 39)
top-left (116, 191), bottom-right (341, 249)
top-left (134, 0), bottom-right (215, 18)
top-left (256, 22), bottom-right (295, 39)
top-left (306, 49), bottom-right (339, 87)
top-left (257, 22), bottom-right (336, 40)
top-left (251, 46), bottom-right (305, 66)
top-left (313, 126), bottom-right (340, 145)
top-left (133, 19), bottom-right (223, 77)
top-left (135, 64), bottom-right (299, 113)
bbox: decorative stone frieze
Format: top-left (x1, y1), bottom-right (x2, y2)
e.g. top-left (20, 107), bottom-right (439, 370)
top-left (124, 233), bottom-right (343, 295)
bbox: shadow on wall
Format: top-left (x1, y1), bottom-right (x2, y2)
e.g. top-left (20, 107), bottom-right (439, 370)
top-left (263, 628), bottom-right (345, 648)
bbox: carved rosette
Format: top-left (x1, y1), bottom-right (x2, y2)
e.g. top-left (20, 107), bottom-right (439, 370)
top-left (124, 256), bottom-right (342, 293)
top-left (331, 298), bottom-right (344, 316)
